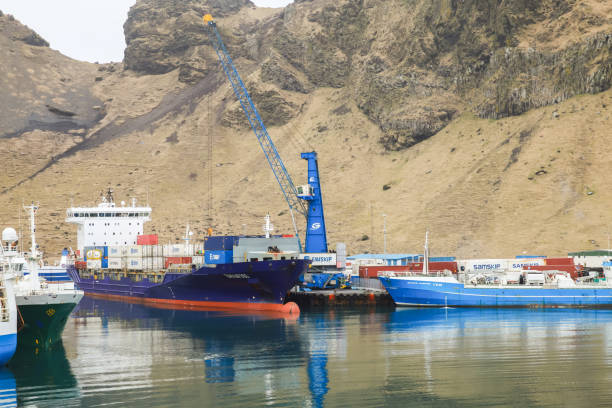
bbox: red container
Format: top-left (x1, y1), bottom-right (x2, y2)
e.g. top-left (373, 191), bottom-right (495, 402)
top-left (544, 257), bottom-right (574, 266)
top-left (165, 256), bottom-right (193, 269)
top-left (137, 234), bottom-right (159, 245)
top-left (75, 261), bottom-right (87, 270)
top-left (359, 262), bottom-right (458, 278)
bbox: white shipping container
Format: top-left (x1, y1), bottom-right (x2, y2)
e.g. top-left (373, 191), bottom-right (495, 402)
top-left (164, 244), bottom-right (187, 257)
top-left (127, 245), bottom-right (143, 257)
top-left (108, 246), bottom-right (127, 257)
top-left (142, 245), bottom-right (164, 257)
top-left (127, 258), bottom-right (143, 270)
top-left (192, 256), bottom-right (205, 265)
top-left (458, 258), bottom-right (545, 272)
top-left (142, 257), bottom-right (164, 270)
top-left (87, 259), bottom-right (102, 269)
top-left (107, 258), bottom-right (124, 269)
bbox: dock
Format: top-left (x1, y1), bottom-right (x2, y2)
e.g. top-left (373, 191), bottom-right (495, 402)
top-left (287, 289), bottom-right (394, 309)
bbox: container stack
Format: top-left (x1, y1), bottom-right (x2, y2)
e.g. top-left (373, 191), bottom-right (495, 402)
top-left (204, 236), bottom-right (238, 264)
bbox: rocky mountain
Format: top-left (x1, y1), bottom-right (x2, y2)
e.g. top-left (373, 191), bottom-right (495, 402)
top-left (0, 1), bottom-right (611, 260)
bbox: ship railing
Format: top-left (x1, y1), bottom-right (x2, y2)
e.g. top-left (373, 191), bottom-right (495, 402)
top-left (379, 270), bottom-right (454, 278)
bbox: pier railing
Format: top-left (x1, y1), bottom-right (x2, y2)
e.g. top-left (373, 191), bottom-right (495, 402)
top-left (350, 277), bottom-right (386, 291)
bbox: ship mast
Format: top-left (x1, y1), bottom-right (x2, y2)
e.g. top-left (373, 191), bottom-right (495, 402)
top-left (23, 203), bottom-right (38, 259)
top-left (23, 202), bottom-right (40, 285)
top-left (422, 231), bottom-right (429, 275)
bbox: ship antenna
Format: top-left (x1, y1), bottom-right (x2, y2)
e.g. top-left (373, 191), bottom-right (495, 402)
top-left (423, 230), bottom-right (429, 275)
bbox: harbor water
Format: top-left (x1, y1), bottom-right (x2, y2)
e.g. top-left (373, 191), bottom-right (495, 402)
top-left (8, 298), bottom-right (612, 407)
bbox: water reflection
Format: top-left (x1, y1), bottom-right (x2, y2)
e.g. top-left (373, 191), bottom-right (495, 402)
top-left (11, 298), bottom-right (612, 407)
top-left (8, 341), bottom-right (78, 407)
top-left (0, 369), bottom-right (16, 408)
top-left (384, 308), bottom-right (612, 407)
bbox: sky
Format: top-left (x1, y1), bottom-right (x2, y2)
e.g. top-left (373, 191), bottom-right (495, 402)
top-left (1, 0), bottom-right (294, 63)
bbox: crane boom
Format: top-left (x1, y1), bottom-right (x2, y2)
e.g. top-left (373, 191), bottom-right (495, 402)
top-left (203, 14), bottom-right (328, 253)
top-left (204, 16), bottom-right (308, 219)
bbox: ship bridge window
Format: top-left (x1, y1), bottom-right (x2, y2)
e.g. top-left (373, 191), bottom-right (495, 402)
top-left (105, 213), bottom-right (112, 217)
top-left (90, 213), bottom-right (98, 217)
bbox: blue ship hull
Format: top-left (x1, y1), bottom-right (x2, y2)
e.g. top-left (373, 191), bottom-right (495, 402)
top-left (379, 276), bottom-right (612, 307)
top-left (0, 334), bottom-right (17, 366)
top-left (68, 259), bottom-right (308, 313)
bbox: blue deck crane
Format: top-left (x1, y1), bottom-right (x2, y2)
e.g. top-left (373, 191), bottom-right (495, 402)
top-left (203, 14), bottom-right (327, 253)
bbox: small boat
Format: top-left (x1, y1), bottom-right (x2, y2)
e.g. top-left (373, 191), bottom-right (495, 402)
top-left (0, 229), bottom-right (19, 365)
top-left (11, 204), bottom-right (83, 350)
top-left (379, 232), bottom-right (612, 308)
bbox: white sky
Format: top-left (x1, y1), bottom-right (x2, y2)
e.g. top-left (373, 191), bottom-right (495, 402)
top-left (1, 0), bottom-right (294, 63)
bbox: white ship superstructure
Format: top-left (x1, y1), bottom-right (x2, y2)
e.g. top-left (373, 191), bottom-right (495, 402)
top-left (65, 189), bottom-right (151, 253)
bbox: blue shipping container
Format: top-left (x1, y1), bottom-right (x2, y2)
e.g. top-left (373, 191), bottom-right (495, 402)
top-left (205, 250), bottom-right (233, 264)
top-left (430, 256), bottom-right (456, 262)
top-left (516, 255), bottom-right (547, 259)
top-left (205, 236), bottom-right (239, 251)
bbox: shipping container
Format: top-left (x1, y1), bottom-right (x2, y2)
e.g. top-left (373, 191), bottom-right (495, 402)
top-left (544, 257), bottom-right (575, 266)
top-left (137, 234), bottom-right (159, 245)
top-left (87, 259), bottom-right (102, 269)
top-left (127, 258), bottom-right (143, 270)
top-left (164, 244), bottom-right (187, 257)
top-left (205, 250), bottom-right (232, 264)
top-left (192, 256), bottom-right (205, 265)
top-left (142, 244), bottom-right (163, 257)
top-left (429, 256), bottom-right (456, 262)
top-left (165, 257), bottom-right (193, 269)
top-left (108, 246), bottom-right (126, 257)
top-left (127, 245), bottom-right (142, 257)
top-left (143, 257), bottom-right (164, 270)
top-left (457, 258), bottom-right (545, 272)
top-left (358, 262), bottom-right (458, 278)
top-left (84, 246), bottom-right (108, 261)
top-left (204, 236), bottom-right (239, 251)
top-left (75, 260), bottom-right (87, 269)
top-left (107, 258), bottom-right (124, 269)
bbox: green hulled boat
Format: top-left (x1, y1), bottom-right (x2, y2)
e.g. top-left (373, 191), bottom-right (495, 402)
top-left (17, 291), bottom-right (82, 350)
top-left (12, 203), bottom-right (84, 351)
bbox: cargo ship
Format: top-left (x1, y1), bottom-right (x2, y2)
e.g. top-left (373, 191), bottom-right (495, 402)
top-left (66, 190), bottom-right (305, 314)
top-left (379, 233), bottom-right (612, 308)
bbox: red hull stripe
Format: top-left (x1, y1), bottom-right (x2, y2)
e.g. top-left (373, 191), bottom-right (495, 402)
top-left (84, 292), bottom-right (300, 316)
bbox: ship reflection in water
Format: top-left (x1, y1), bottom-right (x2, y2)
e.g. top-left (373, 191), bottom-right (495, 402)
top-left (9, 299), bottom-right (612, 407)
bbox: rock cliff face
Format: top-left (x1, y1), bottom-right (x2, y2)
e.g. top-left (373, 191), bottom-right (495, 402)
top-left (1, 2), bottom-right (612, 258)
top-left (123, 0), bottom-right (253, 82)
top-left (0, 12), bottom-right (103, 139)
top-left (121, 0), bottom-right (612, 150)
